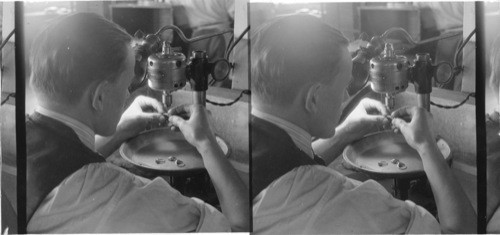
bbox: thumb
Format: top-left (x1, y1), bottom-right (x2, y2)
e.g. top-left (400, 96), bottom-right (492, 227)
top-left (365, 115), bottom-right (390, 126)
top-left (168, 115), bottom-right (187, 129)
top-left (362, 98), bottom-right (389, 116)
top-left (392, 118), bottom-right (408, 130)
top-left (140, 112), bottom-right (166, 123)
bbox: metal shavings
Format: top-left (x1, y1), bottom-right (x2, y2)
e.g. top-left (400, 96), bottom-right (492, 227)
top-left (176, 159), bottom-right (185, 167)
top-left (390, 159), bottom-right (399, 164)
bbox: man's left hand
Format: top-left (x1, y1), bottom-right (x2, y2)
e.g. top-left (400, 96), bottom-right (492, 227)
top-left (116, 95), bottom-right (166, 139)
top-left (339, 98), bottom-right (390, 141)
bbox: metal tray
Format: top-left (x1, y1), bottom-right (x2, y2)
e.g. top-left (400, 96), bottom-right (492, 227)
top-left (343, 131), bottom-right (451, 178)
top-left (120, 128), bottom-right (230, 173)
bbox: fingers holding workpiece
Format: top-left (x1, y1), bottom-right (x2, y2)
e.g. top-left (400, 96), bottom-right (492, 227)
top-left (360, 98), bottom-right (390, 116)
top-left (167, 104), bottom-right (216, 148)
top-left (390, 106), bottom-right (436, 151)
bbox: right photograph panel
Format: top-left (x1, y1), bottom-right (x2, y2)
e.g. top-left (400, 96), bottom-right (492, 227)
top-left (249, 1), bottom-right (478, 234)
top-left (484, 1), bottom-right (500, 233)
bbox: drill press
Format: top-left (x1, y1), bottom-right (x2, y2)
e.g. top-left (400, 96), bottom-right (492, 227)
top-left (369, 43), bottom-right (409, 110)
top-left (350, 27), bottom-right (455, 112)
top-left (147, 41), bottom-right (188, 109)
top-left (369, 43), bottom-right (450, 112)
top-left (130, 25), bottom-right (232, 109)
top-left (119, 25), bottom-right (235, 193)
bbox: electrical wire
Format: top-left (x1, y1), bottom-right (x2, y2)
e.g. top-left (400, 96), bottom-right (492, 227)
top-left (155, 25), bottom-right (233, 44)
top-left (0, 30), bottom-right (16, 106)
top-left (208, 78), bottom-right (217, 86)
top-left (225, 26), bottom-right (250, 60)
top-left (430, 92), bottom-right (474, 109)
top-left (454, 28), bottom-right (476, 68)
top-left (0, 29), bottom-right (15, 51)
top-left (1, 93), bottom-right (15, 105)
top-left (437, 29), bottom-right (476, 88)
top-left (381, 27), bottom-right (462, 47)
top-left (226, 33), bottom-right (234, 55)
top-left (206, 90), bottom-right (250, 106)
top-left (202, 26), bottom-right (251, 107)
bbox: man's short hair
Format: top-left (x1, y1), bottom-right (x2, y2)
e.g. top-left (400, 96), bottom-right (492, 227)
top-left (30, 12), bottom-right (132, 104)
top-left (251, 14), bottom-right (349, 106)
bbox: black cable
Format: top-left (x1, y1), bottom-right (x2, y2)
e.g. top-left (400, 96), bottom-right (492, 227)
top-left (208, 78), bottom-right (216, 86)
top-left (437, 65), bottom-right (464, 88)
top-left (454, 28), bottom-right (476, 69)
top-left (206, 90), bottom-right (250, 106)
top-left (206, 25), bottom-right (249, 106)
top-left (0, 29), bottom-right (15, 51)
top-left (226, 33), bottom-right (234, 55)
top-left (0, 30), bottom-right (16, 106)
top-left (430, 92), bottom-right (474, 109)
top-left (1, 93), bottom-right (15, 105)
top-left (155, 25), bottom-right (232, 44)
top-left (225, 26), bottom-right (250, 60)
top-left (438, 29), bottom-right (476, 88)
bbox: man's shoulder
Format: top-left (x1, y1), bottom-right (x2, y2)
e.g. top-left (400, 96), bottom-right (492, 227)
top-left (25, 113), bottom-right (105, 221)
top-left (269, 165), bottom-right (349, 188)
top-left (26, 112), bottom-right (83, 149)
top-left (251, 115), bottom-right (320, 198)
top-left (251, 115), bottom-right (300, 155)
top-left (64, 162), bottom-right (151, 189)
top-left (254, 166), bottom-right (440, 234)
top-left (250, 115), bottom-right (283, 138)
top-left (29, 164), bottom-right (227, 233)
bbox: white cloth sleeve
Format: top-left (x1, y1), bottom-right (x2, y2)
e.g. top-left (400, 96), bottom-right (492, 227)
top-left (253, 165), bottom-right (441, 234)
top-left (487, 207), bottom-right (500, 233)
top-left (28, 163), bottom-right (230, 233)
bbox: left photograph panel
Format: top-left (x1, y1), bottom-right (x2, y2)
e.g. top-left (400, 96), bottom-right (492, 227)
top-left (19, 0), bottom-right (249, 233)
top-left (1, 2), bottom-right (17, 234)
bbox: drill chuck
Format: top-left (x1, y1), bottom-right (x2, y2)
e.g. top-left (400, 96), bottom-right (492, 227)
top-left (369, 43), bottom-right (410, 95)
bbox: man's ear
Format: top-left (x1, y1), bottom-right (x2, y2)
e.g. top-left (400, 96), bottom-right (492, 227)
top-left (305, 83), bottom-right (321, 114)
top-left (91, 80), bottom-right (108, 112)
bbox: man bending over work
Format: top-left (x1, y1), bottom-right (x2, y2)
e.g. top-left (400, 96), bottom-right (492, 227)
top-left (251, 14), bottom-right (476, 234)
top-left (26, 12), bottom-right (248, 233)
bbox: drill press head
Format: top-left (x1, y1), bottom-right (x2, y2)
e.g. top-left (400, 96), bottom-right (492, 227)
top-left (147, 42), bottom-right (188, 93)
top-left (130, 32), bottom-right (187, 99)
top-left (131, 26), bottom-right (232, 108)
top-left (369, 43), bottom-right (410, 109)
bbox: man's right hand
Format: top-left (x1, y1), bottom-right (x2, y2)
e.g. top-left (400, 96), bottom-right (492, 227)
top-left (168, 104), bottom-right (250, 231)
top-left (392, 106), bottom-right (477, 233)
top-left (391, 106), bottom-right (437, 152)
top-left (167, 104), bottom-right (216, 149)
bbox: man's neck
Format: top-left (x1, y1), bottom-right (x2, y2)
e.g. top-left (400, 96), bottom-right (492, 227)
top-left (253, 102), bottom-right (310, 134)
top-left (252, 102), bottom-right (316, 159)
top-left (37, 100), bottom-right (95, 131)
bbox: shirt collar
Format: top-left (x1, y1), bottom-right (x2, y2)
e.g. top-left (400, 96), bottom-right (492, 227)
top-left (252, 108), bottom-right (314, 159)
top-left (35, 106), bottom-right (95, 151)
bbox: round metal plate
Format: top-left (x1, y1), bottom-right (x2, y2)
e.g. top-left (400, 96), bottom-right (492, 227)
top-left (343, 131), bottom-right (451, 178)
top-left (120, 128), bottom-right (230, 173)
